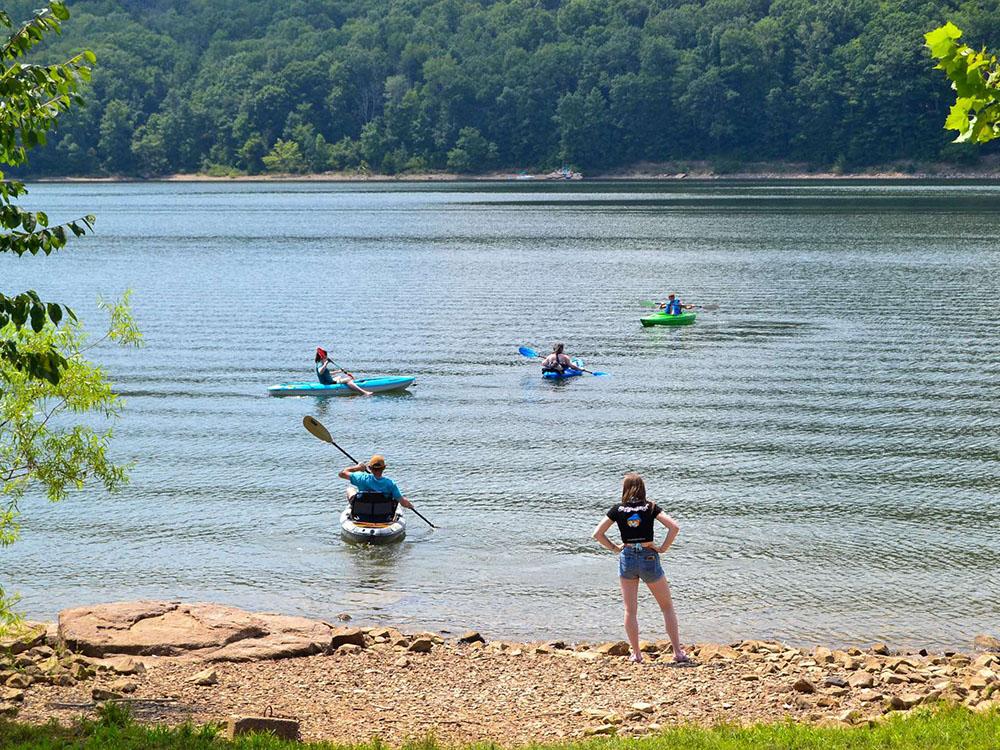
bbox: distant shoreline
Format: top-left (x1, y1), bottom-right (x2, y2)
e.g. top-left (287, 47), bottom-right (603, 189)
top-left (25, 160), bottom-right (1000, 183)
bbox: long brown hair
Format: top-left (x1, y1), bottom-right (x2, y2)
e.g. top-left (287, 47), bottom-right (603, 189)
top-left (621, 473), bottom-right (646, 504)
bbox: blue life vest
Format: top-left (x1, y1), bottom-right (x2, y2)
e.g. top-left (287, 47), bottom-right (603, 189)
top-left (666, 299), bottom-right (682, 315)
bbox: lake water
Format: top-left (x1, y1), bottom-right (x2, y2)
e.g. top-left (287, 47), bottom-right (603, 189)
top-left (2, 180), bottom-right (998, 650)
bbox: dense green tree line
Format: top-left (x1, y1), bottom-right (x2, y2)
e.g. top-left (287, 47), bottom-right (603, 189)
top-left (7, 0), bottom-right (1000, 177)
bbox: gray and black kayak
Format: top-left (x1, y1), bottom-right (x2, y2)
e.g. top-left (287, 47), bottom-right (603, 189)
top-left (340, 487), bottom-right (406, 544)
top-left (268, 376), bottom-right (415, 397)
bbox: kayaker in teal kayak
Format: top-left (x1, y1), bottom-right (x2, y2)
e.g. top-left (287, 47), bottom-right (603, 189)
top-left (315, 347), bottom-right (372, 396)
top-left (540, 343), bottom-right (577, 376)
top-left (338, 454), bottom-right (414, 510)
top-left (658, 294), bottom-right (694, 315)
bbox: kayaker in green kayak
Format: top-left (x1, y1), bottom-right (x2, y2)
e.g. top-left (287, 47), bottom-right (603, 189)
top-left (338, 454), bottom-right (414, 510)
top-left (658, 294), bottom-right (694, 315)
top-left (540, 343), bottom-right (576, 376)
top-left (315, 347), bottom-right (372, 396)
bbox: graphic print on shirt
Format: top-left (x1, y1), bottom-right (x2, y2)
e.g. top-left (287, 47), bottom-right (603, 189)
top-left (626, 513), bottom-right (642, 528)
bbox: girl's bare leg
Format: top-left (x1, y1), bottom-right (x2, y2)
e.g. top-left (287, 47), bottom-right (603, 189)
top-left (346, 379), bottom-right (373, 396)
top-left (646, 576), bottom-right (687, 661)
top-left (619, 577), bottom-right (641, 661)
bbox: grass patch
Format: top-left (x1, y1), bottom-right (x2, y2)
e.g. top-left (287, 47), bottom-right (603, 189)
top-left (0, 704), bottom-right (997, 749)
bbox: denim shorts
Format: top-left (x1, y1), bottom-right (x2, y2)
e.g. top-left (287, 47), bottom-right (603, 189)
top-left (619, 544), bottom-right (664, 582)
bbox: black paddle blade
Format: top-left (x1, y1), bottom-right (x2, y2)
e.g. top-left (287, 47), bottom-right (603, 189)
top-left (302, 415), bottom-right (333, 443)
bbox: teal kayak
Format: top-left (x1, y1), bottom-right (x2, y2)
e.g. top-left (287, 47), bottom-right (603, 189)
top-left (640, 312), bottom-right (697, 327)
top-left (268, 376), bottom-right (415, 397)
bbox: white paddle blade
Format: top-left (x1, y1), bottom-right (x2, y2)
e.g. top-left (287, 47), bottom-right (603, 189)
top-left (302, 415), bottom-right (333, 443)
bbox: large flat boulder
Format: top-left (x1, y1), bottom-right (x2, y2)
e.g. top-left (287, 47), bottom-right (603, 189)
top-left (58, 601), bottom-right (334, 661)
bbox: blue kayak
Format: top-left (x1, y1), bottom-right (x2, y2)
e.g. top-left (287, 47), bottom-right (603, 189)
top-left (542, 358), bottom-right (585, 380)
top-left (268, 376), bottom-right (415, 397)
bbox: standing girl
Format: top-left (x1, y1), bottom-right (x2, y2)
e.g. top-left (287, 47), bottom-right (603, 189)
top-left (592, 473), bottom-right (688, 664)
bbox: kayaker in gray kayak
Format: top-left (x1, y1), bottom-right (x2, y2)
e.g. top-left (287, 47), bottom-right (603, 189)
top-left (315, 347), bottom-right (372, 396)
top-left (338, 454), bottom-right (414, 511)
top-left (658, 294), bottom-right (694, 315)
top-left (541, 343), bottom-right (576, 375)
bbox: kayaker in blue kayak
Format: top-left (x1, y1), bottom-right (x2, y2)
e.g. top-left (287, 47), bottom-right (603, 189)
top-left (338, 454), bottom-right (414, 510)
top-left (658, 294), bottom-right (694, 315)
top-left (315, 347), bottom-right (372, 396)
top-left (540, 343), bottom-right (578, 375)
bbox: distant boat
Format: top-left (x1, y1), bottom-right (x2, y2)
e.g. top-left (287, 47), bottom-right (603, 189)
top-left (544, 166), bottom-right (583, 180)
top-left (513, 171), bottom-right (535, 180)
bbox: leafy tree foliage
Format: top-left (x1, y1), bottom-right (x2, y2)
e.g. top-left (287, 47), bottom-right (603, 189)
top-left (926, 22), bottom-right (1000, 144)
top-left (10, 0), bottom-right (1000, 178)
top-left (1, 1), bottom-right (96, 383)
top-left (1, 295), bottom-right (141, 632)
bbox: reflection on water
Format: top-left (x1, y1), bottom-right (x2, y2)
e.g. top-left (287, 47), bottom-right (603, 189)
top-left (2, 180), bottom-right (998, 649)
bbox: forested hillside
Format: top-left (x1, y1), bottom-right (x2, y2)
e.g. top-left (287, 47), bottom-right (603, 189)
top-left (9, 0), bottom-right (999, 176)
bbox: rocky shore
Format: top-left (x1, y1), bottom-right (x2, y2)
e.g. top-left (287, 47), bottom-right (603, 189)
top-left (2, 601), bottom-right (998, 745)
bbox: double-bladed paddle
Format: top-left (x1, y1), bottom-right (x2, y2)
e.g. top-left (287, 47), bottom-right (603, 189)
top-left (302, 416), bottom-right (437, 529)
top-left (639, 300), bottom-right (720, 311)
top-left (518, 346), bottom-right (609, 377)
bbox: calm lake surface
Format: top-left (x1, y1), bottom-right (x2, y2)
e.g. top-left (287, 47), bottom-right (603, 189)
top-left (2, 180), bottom-right (998, 650)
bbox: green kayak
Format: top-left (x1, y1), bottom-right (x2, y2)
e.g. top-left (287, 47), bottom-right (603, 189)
top-left (640, 311), bottom-right (697, 327)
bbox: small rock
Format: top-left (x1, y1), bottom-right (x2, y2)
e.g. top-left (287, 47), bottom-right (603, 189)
top-left (973, 635), bottom-right (1000, 652)
top-left (584, 724), bottom-right (616, 736)
top-left (849, 672), bottom-right (874, 689)
top-left (394, 657), bottom-right (410, 668)
top-left (69, 663), bottom-right (94, 681)
top-left (740, 674), bottom-right (760, 681)
top-left (793, 678), bottom-right (817, 694)
top-left (859, 689), bottom-right (883, 702)
top-left (973, 654), bottom-right (996, 669)
top-left (0, 703), bottom-right (17, 717)
top-left (630, 702), bottom-right (654, 713)
top-left (965, 675), bottom-right (989, 692)
top-left (188, 669), bottom-right (218, 686)
top-left (91, 687), bottom-right (123, 701)
top-left (816, 696), bottom-right (839, 708)
top-left (52, 673), bottom-right (76, 687)
top-left (337, 644), bottom-right (363, 655)
top-left (886, 693), bottom-right (923, 711)
top-left (871, 643), bottom-right (890, 655)
top-left (0, 623), bottom-right (46, 655)
top-left (837, 708), bottom-right (861, 724)
top-left (27, 645), bottom-right (55, 660)
top-left (336, 613), bottom-right (352, 621)
top-left (5, 674), bottom-right (32, 689)
top-left (408, 638), bottom-right (434, 653)
top-left (107, 657), bottom-right (145, 675)
top-left (110, 678), bottom-right (138, 693)
top-left (0, 688), bottom-right (24, 703)
top-left (595, 641), bottom-right (630, 657)
top-left (458, 631), bottom-right (485, 645)
top-left (825, 676), bottom-right (849, 688)
top-left (329, 627), bottom-right (366, 650)
top-left (814, 646), bottom-right (834, 663)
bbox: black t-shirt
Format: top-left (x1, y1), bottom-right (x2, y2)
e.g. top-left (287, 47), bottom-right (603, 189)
top-left (606, 500), bottom-right (662, 543)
